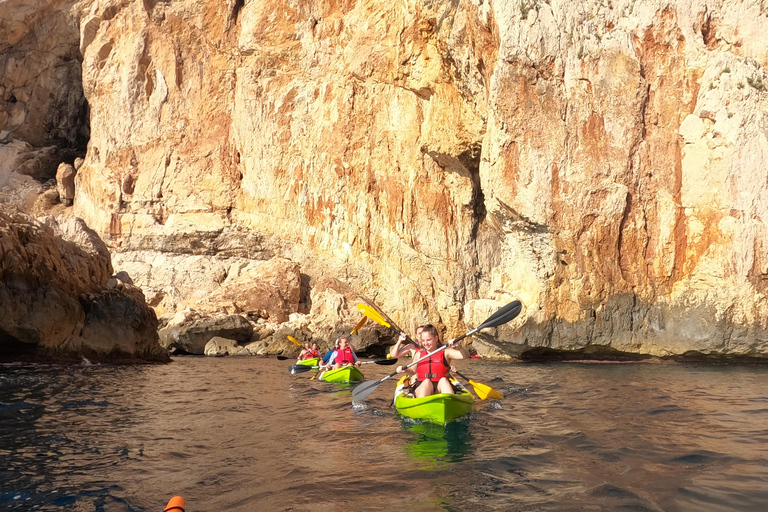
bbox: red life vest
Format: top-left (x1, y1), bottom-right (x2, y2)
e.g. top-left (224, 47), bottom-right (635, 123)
top-left (301, 351), bottom-right (314, 360)
top-left (309, 349), bottom-right (319, 357)
top-left (335, 348), bottom-right (355, 365)
top-left (416, 349), bottom-right (449, 382)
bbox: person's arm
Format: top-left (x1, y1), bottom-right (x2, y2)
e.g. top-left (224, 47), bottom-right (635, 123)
top-left (444, 339), bottom-right (469, 361)
top-left (395, 364), bottom-right (415, 376)
top-left (390, 333), bottom-right (416, 358)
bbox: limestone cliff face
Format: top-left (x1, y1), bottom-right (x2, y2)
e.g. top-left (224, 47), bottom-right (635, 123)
top-left (3, 0), bottom-right (768, 359)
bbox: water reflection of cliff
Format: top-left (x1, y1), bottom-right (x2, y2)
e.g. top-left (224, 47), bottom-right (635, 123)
top-left (402, 419), bottom-right (474, 468)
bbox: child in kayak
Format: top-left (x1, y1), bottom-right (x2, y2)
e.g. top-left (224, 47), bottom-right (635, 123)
top-left (324, 337), bottom-right (361, 369)
top-left (394, 325), bottom-right (469, 397)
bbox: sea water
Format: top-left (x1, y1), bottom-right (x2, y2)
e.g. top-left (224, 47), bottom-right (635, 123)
top-left (1, 358), bottom-right (767, 511)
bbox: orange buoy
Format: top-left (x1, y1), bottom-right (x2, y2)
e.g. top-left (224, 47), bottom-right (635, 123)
top-left (164, 496), bottom-right (185, 512)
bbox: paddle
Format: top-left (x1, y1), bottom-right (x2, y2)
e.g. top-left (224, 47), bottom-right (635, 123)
top-left (452, 370), bottom-right (504, 400)
top-left (351, 300), bottom-right (522, 402)
top-left (357, 304), bottom-right (420, 349)
top-left (349, 316), bottom-right (368, 335)
top-left (292, 358), bottom-right (396, 375)
top-left (290, 364), bottom-right (322, 374)
top-left (360, 358), bottom-right (398, 366)
top-left (287, 335), bottom-right (302, 347)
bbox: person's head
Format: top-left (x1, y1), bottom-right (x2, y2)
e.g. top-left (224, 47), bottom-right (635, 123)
top-left (312, 343), bottom-right (319, 350)
top-left (304, 342), bottom-right (311, 350)
top-left (418, 325), bottom-right (440, 350)
top-left (339, 337), bottom-right (350, 349)
top-left (415, 325), bottom-right (426, 346)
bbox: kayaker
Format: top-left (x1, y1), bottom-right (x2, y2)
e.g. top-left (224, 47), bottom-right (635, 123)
top-left (297, 342), bottom-right (311, 362)
top-left (389, 325), bottom-right (424, 359)
top-left (309, 343), bottom-right (320, 358)
top-left (395, 325), bottom-right (469, 397)
top-left (325, 337), bottom-right (361, 369)
top-left (321, 338), bottom-right (341, 365)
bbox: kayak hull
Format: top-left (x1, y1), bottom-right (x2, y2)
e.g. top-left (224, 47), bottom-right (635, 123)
top-left (298, 357), bottom-right (321, 367)
top-left (319, 365), bottom-right (364, 383)
top-left (394, 377), bottom-right (474, 424)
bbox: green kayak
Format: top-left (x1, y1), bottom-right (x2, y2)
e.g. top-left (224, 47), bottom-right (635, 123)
top-left (298, 357), bottom-right (321, 367)
top-left (394, 376), bottom-right (475, 424)
top-left (319, 365), bottom-right (364, 383)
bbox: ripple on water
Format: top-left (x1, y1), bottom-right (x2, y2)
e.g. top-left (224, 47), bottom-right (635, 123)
top-left (1, 358), bottom-right (767, 511)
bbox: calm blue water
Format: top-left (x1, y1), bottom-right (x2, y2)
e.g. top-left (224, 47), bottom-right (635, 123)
top-left (1, 358), bottom-right (767, 511)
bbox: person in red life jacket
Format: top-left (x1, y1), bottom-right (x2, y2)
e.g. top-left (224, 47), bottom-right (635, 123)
top-left (395, 324), bottom-right (469, 398)
top-left (309, 343), bottom-right (320, 358)
top-left (389, 325), bottom-right (426, 359)
top-left (297, 342), bottom-right (314, 362)
top-left (326, 337), bottom-right (360, 369)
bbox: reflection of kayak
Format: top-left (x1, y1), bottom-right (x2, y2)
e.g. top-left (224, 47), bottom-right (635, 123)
top-left (298, 357), bottom-right (321, 366)
top-left (394, 376), bottom-right (474, 424)
top-left (319, 365), bottom-right (364, 383)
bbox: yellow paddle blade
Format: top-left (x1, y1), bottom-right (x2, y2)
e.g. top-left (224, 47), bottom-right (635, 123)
top-left (356, 304), bottom-right (391, 328)
top-left (350, 316), bottom-right (368, 335)
top-left (287, 335), bottom-right (302, 347)
top-left (469, 379), bottom-right (504, 400)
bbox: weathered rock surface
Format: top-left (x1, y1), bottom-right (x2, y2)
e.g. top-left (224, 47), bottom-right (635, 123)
top-left (3, 0), bottom-right (768, 360)
top-left (56, 163), bottom-right (76, 206)
top-left (204, 336), bottom-right (247, 356)
top-left (158, 310), bottom-right (253, 355)
top-left (0, 209), bottom-right (167, 361)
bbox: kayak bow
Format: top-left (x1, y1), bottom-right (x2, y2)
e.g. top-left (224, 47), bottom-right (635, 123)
top-left (319, 365), bottom-right (364, 383)
top-left (393, 376), bottom-right (474, 424)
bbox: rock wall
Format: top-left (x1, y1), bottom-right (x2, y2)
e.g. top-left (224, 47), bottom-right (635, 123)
top-left (3, 0), bottom-right (768, 360)
top-left (0, 209), bottom-right (168, 361)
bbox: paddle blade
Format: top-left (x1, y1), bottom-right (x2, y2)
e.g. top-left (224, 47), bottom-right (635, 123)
top-left (287, 335), bottom-right (302, 347)
top-left (350, 316), bottom-right (368, 335)
top-left (478, 300), bottom-right (522, 330)
top-left (453, 370), bottom-right (504, 400)
top-left (375, 358), bottom-right (398, 365)
top-left (357, 304), bottom-right (390, 328)
top-left (289, 365), bottom-right (314, 374)
top-left (352, 380), bottom-right (381, 401)
top-left (469, 379), bottom-right (504, 400)
top-left (276, 355), bottom-right (291, 360)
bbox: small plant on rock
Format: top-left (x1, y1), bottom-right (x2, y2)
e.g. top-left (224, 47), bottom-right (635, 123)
top-left (747, 75), bottom-right (766, 91)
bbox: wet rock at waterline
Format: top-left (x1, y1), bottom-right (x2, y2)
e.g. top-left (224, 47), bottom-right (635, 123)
top-left (0, 209), bottom-right (167, 362)
top-left (158, 311), bottom-right (253, 355)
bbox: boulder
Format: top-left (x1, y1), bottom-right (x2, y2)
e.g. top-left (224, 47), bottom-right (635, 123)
top-left (204, 336), bottom-right (247, 356)
top-left (158, 310), bottom-right (253, 355)
top-left (190, 257), bottom-right (302, 323)
top-left (0, 208), bottom-right (167, 361)
top-left (55, 162), bottom-right (76, 206)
